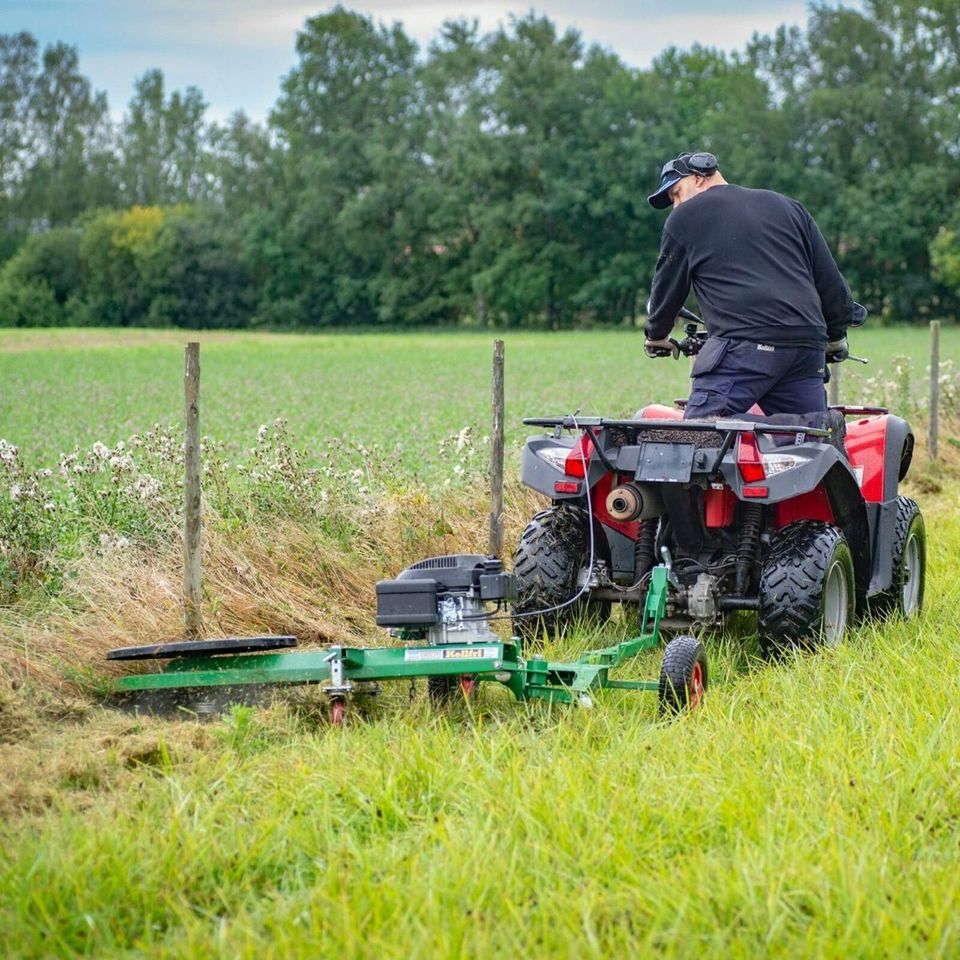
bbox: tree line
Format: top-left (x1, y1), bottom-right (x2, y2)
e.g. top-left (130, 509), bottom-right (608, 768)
top-left (1, 1), bottom-right (959, 330)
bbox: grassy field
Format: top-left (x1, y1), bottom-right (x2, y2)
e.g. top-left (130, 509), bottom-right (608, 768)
top-left (1, 326), bottom-right (959, 957)
top-left (2, 325), bottom-right (957, 472)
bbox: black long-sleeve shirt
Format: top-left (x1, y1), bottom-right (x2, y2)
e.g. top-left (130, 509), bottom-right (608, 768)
top-left (645, 184), bottom-right (853, 349)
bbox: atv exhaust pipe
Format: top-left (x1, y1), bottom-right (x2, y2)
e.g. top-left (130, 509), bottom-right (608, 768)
top-left (605, 483), bottom-right (662, 522)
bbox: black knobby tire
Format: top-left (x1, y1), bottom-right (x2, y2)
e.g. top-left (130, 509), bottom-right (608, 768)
top-left (658, 635), bottom-right (708, 714)
top-left (869, 497), bottom-right (925, 620)
top-left (758, 521), bottom-right (856, 657)
top-left (512, 504), bottom-right (610, 644)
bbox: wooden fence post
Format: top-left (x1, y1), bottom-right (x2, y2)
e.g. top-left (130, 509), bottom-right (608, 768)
top-left (489, 339), bottom-right (505, 558)
top-left (929, 320), bottom-right (940, 461)
top-left (183, 342), bottom-right (203, 637)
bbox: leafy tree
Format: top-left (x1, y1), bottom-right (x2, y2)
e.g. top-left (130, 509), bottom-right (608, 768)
top-left (206, 111), bottom-right (277, 215)
top-left (142, 206), bottom-right (256, 328)
top-left (0, 33), bottom-right (115, 248)
top-left (930, 217), bottom-right (960, 300)
top-left (119, 69), bottom-right (209, 205)
top-left (259, 6), bottom-right (424, 326)
top-left (75, 206), bottom-right (170, 325)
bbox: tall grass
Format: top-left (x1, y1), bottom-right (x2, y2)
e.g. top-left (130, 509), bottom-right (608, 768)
top-left (1, 516), bottom-right (958, 955)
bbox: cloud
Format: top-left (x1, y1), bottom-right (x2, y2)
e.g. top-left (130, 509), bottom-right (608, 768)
top-left (9, 0), bottom-right (832, 122)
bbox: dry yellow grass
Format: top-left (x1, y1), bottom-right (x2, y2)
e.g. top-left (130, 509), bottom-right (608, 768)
top-left (0, 483), bottom-right (544, 692)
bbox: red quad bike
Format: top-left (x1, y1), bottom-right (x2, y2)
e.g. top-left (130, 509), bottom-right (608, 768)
top-left (514, 310), bottom-right (926, 657)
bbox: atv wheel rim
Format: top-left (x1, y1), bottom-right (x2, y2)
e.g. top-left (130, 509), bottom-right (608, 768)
top-left (823, 560), bottom-right (849, 646)
top-left (902, 533), bottom-right (922, 616)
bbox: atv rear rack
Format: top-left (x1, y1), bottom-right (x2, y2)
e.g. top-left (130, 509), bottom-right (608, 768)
top-left (523, 416), bottom-right (829, 437)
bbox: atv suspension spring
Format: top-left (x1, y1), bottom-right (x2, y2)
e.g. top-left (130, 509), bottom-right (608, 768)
top-left (634, 519), bottom-right (658, 584)
top-left (734, 504), bottom-right (763, 596)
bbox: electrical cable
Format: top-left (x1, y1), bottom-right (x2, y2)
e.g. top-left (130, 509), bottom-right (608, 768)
top-left (460, 412), bottom-right (599, 624)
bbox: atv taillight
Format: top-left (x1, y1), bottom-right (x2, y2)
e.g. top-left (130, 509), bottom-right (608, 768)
top-left (564, 433), bottom-right (592, 478)
top-left (736, 434), bottom-right (766, 482)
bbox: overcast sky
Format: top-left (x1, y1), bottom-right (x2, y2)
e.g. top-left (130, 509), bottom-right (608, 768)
top-left (3, 1), bottom-right (849, 122)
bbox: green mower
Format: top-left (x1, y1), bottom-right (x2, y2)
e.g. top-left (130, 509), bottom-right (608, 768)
top-left (106, 557), bottom-right (706, 723)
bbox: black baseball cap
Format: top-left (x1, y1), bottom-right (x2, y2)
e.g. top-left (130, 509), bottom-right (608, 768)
top-left (647, 153), bottom-right (697, 209)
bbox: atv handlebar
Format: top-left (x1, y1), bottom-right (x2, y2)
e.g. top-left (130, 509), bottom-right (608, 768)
top-left (648, 305), bottom-right (868, 364)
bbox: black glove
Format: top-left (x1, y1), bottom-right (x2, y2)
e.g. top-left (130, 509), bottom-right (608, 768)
top-left (644, 336), bottom-right (681, 359)
top-left (826, 337), bottom-right (849, 363)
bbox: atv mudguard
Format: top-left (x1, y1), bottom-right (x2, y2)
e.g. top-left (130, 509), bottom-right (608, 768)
top-left (717, 445), bottom-right (872, 603)
top-left (521, 435), bottom-right (607, 500)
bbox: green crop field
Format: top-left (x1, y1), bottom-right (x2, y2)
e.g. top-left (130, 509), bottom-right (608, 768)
top-left (2, 326), bottom-right (957, 473)
top-left (1, 326), bottom-right (960, 957)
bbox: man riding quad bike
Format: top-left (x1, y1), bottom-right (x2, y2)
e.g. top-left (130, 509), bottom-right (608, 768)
top-left (512, 307), bottom-right (925, 655)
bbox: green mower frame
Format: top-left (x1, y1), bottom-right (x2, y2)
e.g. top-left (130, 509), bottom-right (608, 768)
top-left (108, 566), bottom-right (707, 721)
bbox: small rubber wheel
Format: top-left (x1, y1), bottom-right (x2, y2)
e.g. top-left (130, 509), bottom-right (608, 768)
top-left (658, 635), bottom-right (708, 714)
top-left (330, 698), bottom-right (347, 726)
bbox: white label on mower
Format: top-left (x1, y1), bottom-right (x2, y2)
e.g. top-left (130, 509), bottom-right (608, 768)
top-left (404, 646), bottom-right (499, 662)
top-left (853, 466), bottom-right (864, 487)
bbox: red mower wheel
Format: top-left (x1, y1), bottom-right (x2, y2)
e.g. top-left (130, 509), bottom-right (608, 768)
top-left (658, 635), bottom-right (708, 715)
top-left (689, 660), bottom-right (705, 709)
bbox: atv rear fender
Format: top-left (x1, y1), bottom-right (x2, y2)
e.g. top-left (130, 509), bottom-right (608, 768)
top-left (845, 414), bottom-right (914, 502)
top-left (521, 434), bottom-right (607, 500)
top-left (716, 444), bottom-right (872, 601)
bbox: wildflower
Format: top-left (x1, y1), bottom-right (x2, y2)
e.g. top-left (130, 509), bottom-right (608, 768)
top-left (10, 484), bottom-right (21, 501)
top-left (91, 441), bottom-right (110, 460)
top-left (258, 425), bottom-right (269, 441)
top-left (43, 501), bottom-right (56, 512)
top-left (98, 533), bottom-right (131, 551)
top-left (132, 475), bottom-right (162, 502)
top-left (58, 452), bottom-right (78, 477)
top-left (0, 439), bottom-right (19, 471)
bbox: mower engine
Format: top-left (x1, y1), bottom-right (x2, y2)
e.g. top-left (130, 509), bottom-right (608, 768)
top-left (375, 555), bottom-right (516, 645)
